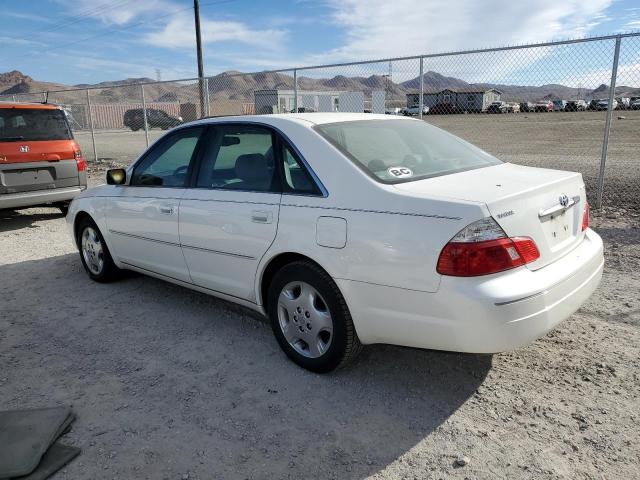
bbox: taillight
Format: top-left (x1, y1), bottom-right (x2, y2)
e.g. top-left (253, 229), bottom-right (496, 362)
top-left (581, 201), bottom-right (589, 231)
top-left (437, 218), bottom-right (540, 277)
top-left (74, 149), bottom-right (86, 172)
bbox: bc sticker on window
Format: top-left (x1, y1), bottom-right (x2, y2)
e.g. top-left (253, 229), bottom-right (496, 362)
top-left (387, 166), bottom-right (413, 179)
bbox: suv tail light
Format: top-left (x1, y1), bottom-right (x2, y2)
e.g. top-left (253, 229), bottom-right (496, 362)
top-left (437, 218), bottom-right (540, 277)
top-left (74, 149), bottom-right (86, 172)
top-left (581, 201), bottom-right (589, 231)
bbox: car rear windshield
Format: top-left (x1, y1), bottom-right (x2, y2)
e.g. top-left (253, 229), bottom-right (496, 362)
top-left (0, 108), bottom-right (72, 142)
top-left (314, 119), bottom-right (501, 184)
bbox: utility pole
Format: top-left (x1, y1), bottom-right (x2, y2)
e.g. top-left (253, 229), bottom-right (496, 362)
top-left (194, 0), bottom-right (206, 118)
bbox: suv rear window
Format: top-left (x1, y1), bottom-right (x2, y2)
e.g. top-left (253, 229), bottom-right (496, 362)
top-left (315, 119), bottom-right (501, 184)
top-left (0, 108), bottom-right (72, 142)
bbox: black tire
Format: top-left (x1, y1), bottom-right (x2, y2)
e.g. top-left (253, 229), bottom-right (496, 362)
top-left (267, 261), bottom-right (362, 373)
top-left (76, 217), bottom-right (121, 283)
top-left (55, 202), bottom-right (69, 216)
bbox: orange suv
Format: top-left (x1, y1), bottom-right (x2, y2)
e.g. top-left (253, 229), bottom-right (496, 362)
top-left (0, 102), bottom-right (87, 214)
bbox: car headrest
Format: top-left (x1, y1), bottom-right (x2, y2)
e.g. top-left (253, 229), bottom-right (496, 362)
top-left (235, 153), bottom-right (270, 183)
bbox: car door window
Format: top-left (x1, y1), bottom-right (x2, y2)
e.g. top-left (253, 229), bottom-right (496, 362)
top-left (281, 143), bottom-right (320, 195)
top-left (196, 125), bottom-right (278, 192)
top-left (131, 127), bottom-right (203, 187)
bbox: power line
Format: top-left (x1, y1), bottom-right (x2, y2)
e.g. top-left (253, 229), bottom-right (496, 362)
top-left (9, 0), bottom-right (139, 44)
top-left (0, 0), bottom-right (238, 64)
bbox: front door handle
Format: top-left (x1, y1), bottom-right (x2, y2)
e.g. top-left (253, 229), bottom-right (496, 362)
top-left (159, 206), bottom-right (174, 215)
top-left (251, 210), bottom-right (272, 223)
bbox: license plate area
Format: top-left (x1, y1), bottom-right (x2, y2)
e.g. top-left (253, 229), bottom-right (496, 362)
top-left (540, 209), bottom-right (575, 248)
top-left (2, 168), bottom-right (55, 187)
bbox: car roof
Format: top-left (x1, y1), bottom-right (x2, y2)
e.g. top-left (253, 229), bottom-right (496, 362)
top-left (0, 102), bottom-right (61, 110)
top-left (193, 112), bottom-right (410, 129)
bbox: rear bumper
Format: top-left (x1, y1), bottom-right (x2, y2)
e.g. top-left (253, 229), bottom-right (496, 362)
top-left (337, 228), bottom-right (604, 353)
top-left (0, 186), bottom-right (85, 210)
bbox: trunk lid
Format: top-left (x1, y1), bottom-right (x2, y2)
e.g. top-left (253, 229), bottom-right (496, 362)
top-left (394, 163), bottom-right (587, 269)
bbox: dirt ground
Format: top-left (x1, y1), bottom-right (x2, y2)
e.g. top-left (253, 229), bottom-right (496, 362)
top-left (0, 166), bottom-right (639, 480)
top-left (73, 110), bottom-right (640, 214)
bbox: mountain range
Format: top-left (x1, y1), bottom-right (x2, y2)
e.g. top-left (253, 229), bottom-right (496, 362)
top-left (1, 69), bottom-right (638, 105)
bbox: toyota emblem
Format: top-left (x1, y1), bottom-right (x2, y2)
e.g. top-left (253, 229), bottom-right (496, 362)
top-left (559, 194), bottom-right (569, 207)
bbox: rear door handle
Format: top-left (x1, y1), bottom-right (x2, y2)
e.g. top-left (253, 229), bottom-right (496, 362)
top-left (159, 206), bottom-right (174, 215)
top-left (251, 210), bottom-right (272, 223)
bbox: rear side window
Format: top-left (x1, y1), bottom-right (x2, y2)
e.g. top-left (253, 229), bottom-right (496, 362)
top-left (315, 119), bottom-right (501, 184)
top-left (0, 108), bottom-right (72, 142)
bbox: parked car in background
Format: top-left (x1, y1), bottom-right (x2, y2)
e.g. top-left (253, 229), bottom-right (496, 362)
top-left (67, 113), bottom-right (602, 373)
top-left (291, 107), bottom-right (316, 113)
top-left (487, 101), bottom-right (509, 114)
top-left (615, 97), bottom-right (630, 110)
top-left (508, 103), bottom-right (520, 113)
top-left (565, 100), bottom-right (588, 111)
top-left (123, 108), bottom-right (183, 131)
top-left (519, 102), bottom-right (535, 112)
top-left (402, 105), bottom-right (430, 116)
top-left (534, 101), bottom-right (553, 112)
top-left (594, 99), bottom-right (618, 111)
top-left (0, 102), bottom-right (87, 214)
top-left (385, 107), bottom-right (403, 115)
top-left (429, 103), bottom-right (463, 115)
top-left (552, 100), bottom-right (567, 112)
top-left (630, 97), bottom-right (640, 110)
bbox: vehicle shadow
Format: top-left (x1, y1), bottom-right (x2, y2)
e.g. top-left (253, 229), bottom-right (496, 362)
top-left (0, 254), bottom-right (491, 479)
top-left (0, 208), bottom-right (64, 233)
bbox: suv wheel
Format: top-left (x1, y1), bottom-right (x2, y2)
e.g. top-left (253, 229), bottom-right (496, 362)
top-left (267, 261), bottom-right (362, 373)
top-left (77, 217), bottom-right (120, 282)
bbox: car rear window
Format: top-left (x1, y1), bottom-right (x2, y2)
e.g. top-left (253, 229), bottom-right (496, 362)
top-left (314, 119), bottom-right (501, 184)
top-left (0, 108), bottom-right (72, 142)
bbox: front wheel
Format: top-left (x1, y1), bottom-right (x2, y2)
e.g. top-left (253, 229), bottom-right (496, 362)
top-left (267, 261), bottom-right (362, 373)
top-left (76, 217), bottom-right (121, 282)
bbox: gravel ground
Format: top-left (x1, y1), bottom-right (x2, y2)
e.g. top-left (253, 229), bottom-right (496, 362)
top-left (1, 168), bottom-right (639, 480)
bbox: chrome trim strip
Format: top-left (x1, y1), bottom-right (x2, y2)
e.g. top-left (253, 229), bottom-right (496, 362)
top-left (109, 229), bottom-right (255, 259)
top-left (538, 195), bottom-right (579, 220)
top-left (181, 243), bottom-right (255, 260)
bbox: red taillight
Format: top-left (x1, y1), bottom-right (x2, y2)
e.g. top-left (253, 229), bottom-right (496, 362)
top-left (437, 237), bottom-right (540, 277)
top-left (581, 201), bottom-right (589, 231)
top-left (74, 149), bottom-right (86, 172)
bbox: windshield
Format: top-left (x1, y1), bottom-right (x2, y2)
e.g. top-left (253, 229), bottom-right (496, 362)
top-left (314, 119), bottom-right (501, 183)
top-left (0, 108), bottom-right (72, 142)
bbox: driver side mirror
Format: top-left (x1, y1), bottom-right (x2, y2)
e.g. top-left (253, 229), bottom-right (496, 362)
top-left (106, 168), bottom-right (127, 185)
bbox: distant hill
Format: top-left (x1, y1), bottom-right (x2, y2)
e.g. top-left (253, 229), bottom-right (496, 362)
top-left (1, 69), bottom-right (638, 105)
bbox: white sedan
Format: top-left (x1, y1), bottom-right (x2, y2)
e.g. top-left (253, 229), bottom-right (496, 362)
top-left (67, 113), bottom-right (603, 372)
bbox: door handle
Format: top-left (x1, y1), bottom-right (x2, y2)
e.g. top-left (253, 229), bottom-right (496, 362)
top-left (159, 206), bottom-right (174, 215)
top-left (251, 210), bottom-right (272, 223)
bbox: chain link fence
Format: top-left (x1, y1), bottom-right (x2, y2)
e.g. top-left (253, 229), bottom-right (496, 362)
top-left (1, 33), bottom-right (638, 212)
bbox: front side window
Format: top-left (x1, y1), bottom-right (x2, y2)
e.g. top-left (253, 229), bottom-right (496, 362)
top-left (131, 127), bottom-right (203, 187)
top-left (315, 120), bottom-right (501, 184)
top-left (196, 125), bottom-right (278, 192)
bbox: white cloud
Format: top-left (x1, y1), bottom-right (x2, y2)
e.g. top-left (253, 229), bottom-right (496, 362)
top-left (144, 13), bottom-right (287, 50)
top-left (312, 0), bottom-right (613, 62)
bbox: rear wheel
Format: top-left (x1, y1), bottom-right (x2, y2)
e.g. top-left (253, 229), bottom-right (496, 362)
top-left (76, 217), bottom-right (120, 282)
top-left (267, 261), bottom-right (362, 373)
top-left (55, 202), bottom-right (69, 216)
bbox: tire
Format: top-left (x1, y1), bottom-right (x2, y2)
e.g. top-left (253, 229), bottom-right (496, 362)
top-left (267, 261), bottom-right (362, 373)
top-left (76, 217), bottom-right (121, 282)
top-left (55, 202), bottom-right (69, 216)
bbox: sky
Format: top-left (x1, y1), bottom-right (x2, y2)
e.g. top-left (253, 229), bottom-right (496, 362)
top-left (0, 0), bottom-right (639, 88)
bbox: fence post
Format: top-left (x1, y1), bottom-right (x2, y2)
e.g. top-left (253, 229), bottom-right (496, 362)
top-left (141, 84), bottom-right (149, 148)
top-left (86, 89), bottom-right (98, 162)
top-left (204, 77), bottom-right (210, 116)
top-left (419, 56), bottom-right (424, 119)
top-left (293, 69), bottom-right (298, 113)
top-left (596, 34), bottom-right (621, 209)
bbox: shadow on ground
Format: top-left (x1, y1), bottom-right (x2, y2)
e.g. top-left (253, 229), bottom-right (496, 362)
top-left (0, 208), bottom-right (64, 233)
top-left (0, 254), bottom-right (491, 479)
